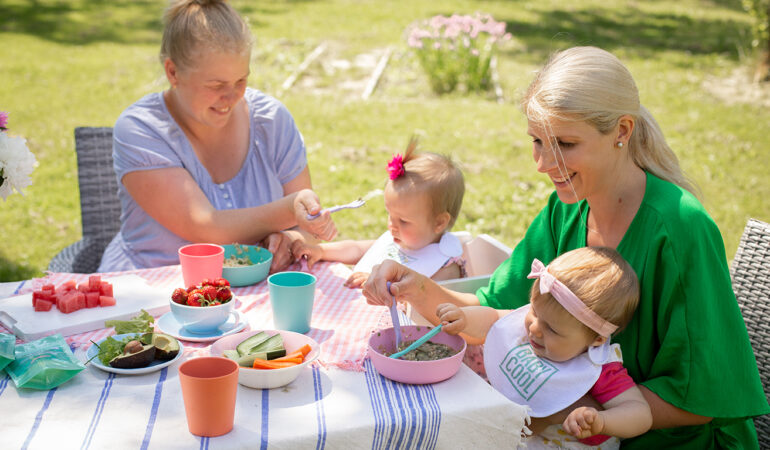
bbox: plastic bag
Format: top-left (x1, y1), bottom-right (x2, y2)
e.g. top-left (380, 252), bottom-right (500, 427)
top-left (0, 333), bottom-right (15, 371)
top-left (6, 334), bottom-right (85, 390)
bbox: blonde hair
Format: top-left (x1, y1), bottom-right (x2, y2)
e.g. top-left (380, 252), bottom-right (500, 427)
top-left (530, 247), bottom-right (639, 337)
top-left (160, 0), bottom-right (253, 71)
top-left (522, 46), bottom-right (698, 197)
top-left (388, 140), bottom-right (465, 228)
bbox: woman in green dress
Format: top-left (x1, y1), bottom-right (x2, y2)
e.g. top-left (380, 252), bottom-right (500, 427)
top-left (362, 46), bottom-right (768, 448)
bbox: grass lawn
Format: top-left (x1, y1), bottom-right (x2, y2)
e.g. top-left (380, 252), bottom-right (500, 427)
top-left (1, 0), bottom-right (768, 281)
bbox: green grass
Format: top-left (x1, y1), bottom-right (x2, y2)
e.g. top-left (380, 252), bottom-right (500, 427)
top-left (1, 0), bottom-right (768, 281)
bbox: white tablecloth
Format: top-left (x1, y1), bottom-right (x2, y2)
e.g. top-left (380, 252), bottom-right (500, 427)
top-left (0, 263), bottom-right (528, 449)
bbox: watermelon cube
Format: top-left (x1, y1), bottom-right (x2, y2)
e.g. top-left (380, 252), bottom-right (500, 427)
top-left (76, 292), bottom-right (86, 310)
top-left (42, 283), bottom-right (55, 292)
top-left (85, 291), bottom-right (100, 308)
top-left (77, 283), bottom-right (90, 293)
top-left (34, 299), bottom-right (53, 312)
top-left (58, 292), bottom-right (79, 314)
top-left (88, 275), bottom-right (102, 292)
top-left (99, 282), bottom-right (113, 297)
top-left (99, 295), bottom-right (116, 307)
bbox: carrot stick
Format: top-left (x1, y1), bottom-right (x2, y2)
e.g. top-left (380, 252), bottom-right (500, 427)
top-left (270, 356), bottom-right (303, 364)
top-left (252, 359), bottom-right (298, 369)
top-left (297, 344), bottom-right (313, 357)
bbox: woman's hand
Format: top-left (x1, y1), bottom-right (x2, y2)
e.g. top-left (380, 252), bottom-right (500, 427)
top-left (362, 259), bottom-right (426, 307)
top-left (294, 189), bottom-right (337, 241)
top-left (261, 232), bottom-right (295, 274)
top-left (290, 240), bottom-right (323, 269)
top-left (436, 303), bottom-right (466, 335)
top-left (563, 407), bottom-right (604, 439)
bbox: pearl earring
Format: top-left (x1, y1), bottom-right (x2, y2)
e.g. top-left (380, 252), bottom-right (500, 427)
top-left (616, 142), bottom-right (624, 148)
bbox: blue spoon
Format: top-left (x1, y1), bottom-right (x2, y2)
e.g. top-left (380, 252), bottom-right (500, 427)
top-left (389, 324), bottom-right (444, 359)
top-left (386, 282), bottom-right (402, 349)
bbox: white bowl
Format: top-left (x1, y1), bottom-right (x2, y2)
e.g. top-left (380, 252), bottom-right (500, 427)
top-left (210, 329), bottom-right (320, 389)
top-left (169, 298), bottom-right (235, 334)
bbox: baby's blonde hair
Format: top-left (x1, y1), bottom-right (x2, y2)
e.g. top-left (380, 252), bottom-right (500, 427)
top-left (388, 140), bottom-right (465, 228)
top-left (160, 0), bottom-right (253, 71)
top-left (530, 247), bottom-right (639, 337)
top-left (522, 46), bottom-right (698, 197)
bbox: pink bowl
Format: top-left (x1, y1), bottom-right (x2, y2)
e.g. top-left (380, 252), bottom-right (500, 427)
top-left (367, 325), bottom-right (466, 384)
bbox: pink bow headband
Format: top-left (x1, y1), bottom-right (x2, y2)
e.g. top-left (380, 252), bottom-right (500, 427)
top-left (527, 258), bottom-right (618, 337)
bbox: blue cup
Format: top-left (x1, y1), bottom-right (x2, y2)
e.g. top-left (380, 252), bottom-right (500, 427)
top-left (268, 271), bottom-right (316, 334)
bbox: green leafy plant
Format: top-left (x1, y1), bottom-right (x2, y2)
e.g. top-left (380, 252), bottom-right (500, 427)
top-left (407, 13), bottom-right (511, 95)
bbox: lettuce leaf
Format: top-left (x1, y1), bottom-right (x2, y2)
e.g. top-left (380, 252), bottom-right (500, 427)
top-left (104, 309), bottom-right (155, 334)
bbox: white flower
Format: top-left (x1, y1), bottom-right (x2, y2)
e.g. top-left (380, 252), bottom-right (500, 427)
top-left (0, 132), bottom-right (37, 201)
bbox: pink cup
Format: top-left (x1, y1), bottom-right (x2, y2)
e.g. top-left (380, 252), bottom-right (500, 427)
top-left (178, 244), bottom-right (225, 288)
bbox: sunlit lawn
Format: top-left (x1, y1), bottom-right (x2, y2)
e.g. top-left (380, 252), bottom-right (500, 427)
top-left (1, 0), bottom-right (768, 281)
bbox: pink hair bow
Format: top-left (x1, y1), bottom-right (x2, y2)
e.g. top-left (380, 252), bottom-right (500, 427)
top-left (527, 258), bottom-right (618, 337)
top-left (387, 154), bottom-right (405, 180)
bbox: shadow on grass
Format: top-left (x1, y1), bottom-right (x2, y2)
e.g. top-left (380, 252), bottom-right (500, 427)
top-left (0, 254), bottom-right (40, 282)
top-left (497, 7), bottom-right (750, 63)
top-left (0, 0), bottom-right (319, 45)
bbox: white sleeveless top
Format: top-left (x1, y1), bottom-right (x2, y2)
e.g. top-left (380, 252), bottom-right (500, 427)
top-left (484, 304), bottom-right (622, 418)
top-left (352, 231), bottom-right (463, 278)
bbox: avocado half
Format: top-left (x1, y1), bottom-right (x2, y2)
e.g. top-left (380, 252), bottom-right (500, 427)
top-left (149, 333), bottom-right (180, 360)
top-left (109, 342), bottom-right (156, 368)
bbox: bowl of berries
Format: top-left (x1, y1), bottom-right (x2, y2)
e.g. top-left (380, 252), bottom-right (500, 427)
top-left (170, 278), bottom-right (236, 334)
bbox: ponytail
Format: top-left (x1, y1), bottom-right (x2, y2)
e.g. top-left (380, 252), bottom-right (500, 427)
top-left (629, 106), bottom-right (699, 197)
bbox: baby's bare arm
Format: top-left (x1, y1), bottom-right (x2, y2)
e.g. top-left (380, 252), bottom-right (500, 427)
top-left (564, 386), bottom-right (652, 439)
top-left (437, 305), bottom-right (506, 340)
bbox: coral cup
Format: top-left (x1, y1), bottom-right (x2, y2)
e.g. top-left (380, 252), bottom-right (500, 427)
top-left (178, 357), bottom-right (238, 437)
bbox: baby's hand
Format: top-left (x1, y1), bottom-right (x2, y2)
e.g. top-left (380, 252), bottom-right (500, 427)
top-left (344, 272), bottom-right (369, 289)
top-left (294, 189), bottom-right (337, 241)
top-left (563, 406), bottom-right (604, 439)
top-left (290, 240), bottom-right (323, 269)
top-left (436, 303), bottom-right (466, 335)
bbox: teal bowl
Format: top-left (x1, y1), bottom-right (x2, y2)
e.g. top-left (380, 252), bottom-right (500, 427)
top-left (221, 244), bottom-right (273, 287)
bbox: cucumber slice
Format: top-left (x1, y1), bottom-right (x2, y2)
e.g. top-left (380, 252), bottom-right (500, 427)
top-left (236, 332), bottom-right (269, 356)
top-left (223, 349), bottom-right (240, 360)
top-left (255, 334), bottom-right (284, 353)
top-left (237, 349), bottom-right (288, 367)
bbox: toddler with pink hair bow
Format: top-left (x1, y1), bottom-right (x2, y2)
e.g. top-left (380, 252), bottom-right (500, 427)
top-left (438, 246), bottom-right (652, 449)
top-left (291, 137), bottom-right (466, 287)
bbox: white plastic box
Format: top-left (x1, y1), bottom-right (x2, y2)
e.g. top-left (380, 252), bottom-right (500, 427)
top-left (408, 231), bottom-right (512, 325)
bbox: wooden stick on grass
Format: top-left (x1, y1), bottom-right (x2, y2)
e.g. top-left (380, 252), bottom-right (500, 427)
top-left (362, 47), bottom-right (393, 100)
top-left (280, 42), bottom-right (328, 94)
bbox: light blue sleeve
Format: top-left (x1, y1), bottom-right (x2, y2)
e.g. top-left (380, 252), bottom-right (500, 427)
top-left (112, 96), bottom-right (184, 182)
top-left (249, 91), bottom-right (307, 185)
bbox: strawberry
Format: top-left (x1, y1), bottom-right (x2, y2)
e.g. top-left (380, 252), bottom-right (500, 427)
top-left (216, 287), bottom-right (233, 302)
top-left (212, 277), bottom-right (230, 288)
top-left (200, 278), bottom-right (213, 287)
top-left (186, 289), bottom-right (204, 307)
top-left (171, 288), bottom-right (188, 304)
top-left (200, 285), bottom-right (218, 301)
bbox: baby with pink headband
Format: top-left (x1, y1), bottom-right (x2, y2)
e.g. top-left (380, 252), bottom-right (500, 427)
top-left (291, 137), bottom-right (466, 288)
top-left (438, 246), bottom-right (652, 449)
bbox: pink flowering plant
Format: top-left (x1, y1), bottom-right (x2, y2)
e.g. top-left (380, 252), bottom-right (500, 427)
top-left (407, 13), bottom-right (512, 95)
top-left (0, 111), bottom-right (37, 201)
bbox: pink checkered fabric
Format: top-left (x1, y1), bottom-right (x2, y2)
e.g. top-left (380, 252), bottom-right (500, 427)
top-left (2, 262), bottom-right (385, 370)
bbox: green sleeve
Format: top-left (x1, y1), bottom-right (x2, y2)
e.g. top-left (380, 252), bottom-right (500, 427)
top-left (477, 196), bottom-right (560, 309)
top-left (620, 200), bottom-right (769, 421)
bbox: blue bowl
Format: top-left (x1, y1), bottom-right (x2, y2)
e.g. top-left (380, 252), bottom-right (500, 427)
top-left (221, 244), bottom-right (273, 287)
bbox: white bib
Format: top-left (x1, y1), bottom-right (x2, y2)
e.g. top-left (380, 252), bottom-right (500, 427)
top-left (353, 231), bottom-right (463, 278)
top-left (484, 304), bottom-right (622, 418)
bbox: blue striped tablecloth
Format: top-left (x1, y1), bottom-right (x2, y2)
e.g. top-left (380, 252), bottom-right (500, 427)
top-left (0, 264), bottom-right (529, 449)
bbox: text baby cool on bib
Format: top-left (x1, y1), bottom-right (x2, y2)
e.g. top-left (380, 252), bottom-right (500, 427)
top-left (483, 304), bottom-right (622, 417)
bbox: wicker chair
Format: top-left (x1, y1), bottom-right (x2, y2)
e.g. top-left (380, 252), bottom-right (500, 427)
top-left (731, 218), bottom-right (770, 446)
top-left (48, 127), bottom-right (120, 273)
